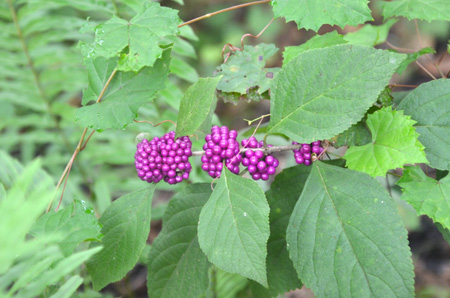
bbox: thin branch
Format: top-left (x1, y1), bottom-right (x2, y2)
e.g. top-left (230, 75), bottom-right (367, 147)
top-left (384, 40), bottom-right (416, 53)
top-left (240, 18), bottom-right (274, 49)
top-left (414, 20), bottom-right (445, 78)
top-left (389, 84), bottom-right (418, 88)
top-left (48, 69), bottom-right (118, 212)
top-left (415, 60), bottom-right (437, 80)
top-left (178, 0), bottom-right (270, 28)
top-left (192, 143), bottom-right (308, 156)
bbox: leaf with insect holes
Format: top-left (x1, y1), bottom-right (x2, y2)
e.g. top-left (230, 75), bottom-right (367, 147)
top-left (176, 77), bottom-right (221, 138)
top-left (215, 44), bottom-right (280, 96)
top-left (30, 200), bottom-right (103, 257)
top-left (381, 0), bottom-right (450, 22)
top-left (147, 184), bottom-right (211, 298)
top-left (271, 0), bottom-right (372, 31)
top-left (398, 79), bottom-right (450, 171)
top-left (80, 2), bottom-right (180, 72)
top-left (343, 19), bottom-right (398, 46)
top-left (76, 49), bottom-right (170, 131)
top-left (344, 107), bottom-right (428, 177)
top-left (283, 31), bottom-right (346, 65)
top-left (287, 162), bottom-right (414, 298)
top-left (198, 169), bottom-right (270, 287)
top-left (268, 45), bottom-right (405, 143)
top-left (397, 166), bottom-right (450, 231)
top-left (87, 186), bottom-right (155, 291)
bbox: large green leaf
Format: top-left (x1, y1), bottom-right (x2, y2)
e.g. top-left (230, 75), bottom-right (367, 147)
top-left (87, 186), bottom-right (155, 291)
top-left (147, 184), bottom-right (211, 298)
top-left (397, 79), bottom-right (450, 170)
top-left (250, 165), bottom-right (308, 297)
top-left (80, 2), bottom-right (180, 72)
top-left (343, 19), bottom-right (397, 46)
top-left (76, 50), bottom-right (170, 131)
top-left (271, 0), bottom-right (372, 31)
top-left (175, 77), bottom-right (221, 138)
top-left (215, 44), bottom-right (280, 95)
top-left (287, 162), bottom-right (414, 298)
top-left (381, 0), bottom-right (450, 22)
top-left (397, 166), bottom-right (450, 231)
top-left (333, 120), bottom-right (371, 147)
top-left (344, 107), bottom-right (428, 177)
top-left (267, 45), bottom-right (405, 143)
top-left (30, 200), bottom-right (103, 257)
top-left (198, 169), bottom-right (270, 287)
top-left (283, 31), bottom-right (346, 65)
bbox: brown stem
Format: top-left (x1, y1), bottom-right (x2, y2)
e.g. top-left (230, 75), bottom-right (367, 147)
top-left (414, 20), bottom-right (445, 78)
top-left (192, 144), bottom-right (308, 156)
top-left (389, 84), bottom-right (418, 88)
top-left (415, 60), bottom-right (437, 80)
top-left (178, 0), bottom-right (270, 28)
top-left (48, 69), bottom-right (118, 212)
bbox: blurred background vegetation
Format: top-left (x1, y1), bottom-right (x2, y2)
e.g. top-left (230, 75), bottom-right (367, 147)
top-left (1, 0), bottom-right (450, 297)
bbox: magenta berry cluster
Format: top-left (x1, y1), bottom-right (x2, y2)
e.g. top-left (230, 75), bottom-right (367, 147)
top-left (241, 136), bottom-right (279, 181)
top-left (135, 131), bottom-right (192, 184)
top-left (292, 141), bottom-right (323, 166)
top-left (201, 125), bottom-right (241, 178)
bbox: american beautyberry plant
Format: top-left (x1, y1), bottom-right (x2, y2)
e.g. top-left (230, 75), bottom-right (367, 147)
top-left (2, 0), bottom-right (450, 297)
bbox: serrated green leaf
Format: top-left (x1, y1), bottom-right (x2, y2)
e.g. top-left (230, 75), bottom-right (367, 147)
top-left (271, 0), bottom-right (372, 31)
top-left (250, 165), bottom-right (308, 297)
top-left (381, 0), bottom-right (450, 22)
top-left (76, 50), bottom-right (170, 131)
top-left (176, 77), bottom-right (220, 138)
top-left (283, 31), bottom-right (346, 65)
top-left (398, 79), bottom-right (450, 171)
top-left (333, 120), bottom-right (372, 147)
top-left (87, 186), bottom-right (155, 291)
top-left (30, 200), bottom-right (103, 257)
top-left (287, 162), bottom-right (414, 298)
top-left (344, 107), bottom-right (428, 177)
top-left (147, 184), bottom-right (211, 298)
top-left (396, 47), bottom-right (435, 74)
top-left (215, 44), bottom-right (280, 96)
top-left (198, 169), bottom-right (270, 287)
top-left (397, 166), bottom-right (450, 231)
top-left (344, 19), bottom-right (397, 46)
top-left (81, 2), bottom-right (180, 72)
top-left (268, 45), bottom-right (405, 143)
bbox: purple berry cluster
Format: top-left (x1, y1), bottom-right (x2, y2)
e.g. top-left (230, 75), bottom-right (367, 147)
top-left (135, 131), bottom-right (192, 184)
top-left (241, 137), bottom-right (279, 181)
top-left (292, 141), bottom-right (323, 166)
top-left (201, 126), bottom-right (241, 178)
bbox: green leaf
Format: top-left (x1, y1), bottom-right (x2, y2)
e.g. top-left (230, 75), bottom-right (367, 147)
top-left (271, 0), bottom-right (372, 31)
top-left (397, 166), bottom-right (450, 231)
top-left (283, 31), bottom-right (346, 65)
top-left (333, 120), bottom-right (372, 147)
top-left (76, 50), bottom-right (170, 131)
top-left (49, 275), bottom-right (83, 298)
top-left (207, 268), bottom-right (248, 298)
top-left (176, 77), bottom-right (221, 138)
top-left (397, 79), bottom-right (450, 171)
top-left (87, 186), bottom-right (155, 291)
top-left (344, 107), bottom-right (427, 177)
top-left (215, 44), bottom-right (280, 95)
top-left (30, 200), bottom-right (103, 257)
top-left (381, 0), bottom-right (450, 22)
top-left (268, 45), bottom-right (405, 143)
top-left (81, 2), bottom-right (180, 72)
top-left (396, 47), bottom-right (436, 74)
top-left (147, 184), bottom-right (211, 298)
top-left (198, 169), bottom-right (270, 287)
top-left (343, 19), bottom-right (397, 46)
top-left (250, 165), bottom-right (308, 297)
top-left (170, 57), bottom-right (199, 83)
top-left (435, 222), bottom-right (450, 246)
top-left (287, 162), bottom-right (414, 298)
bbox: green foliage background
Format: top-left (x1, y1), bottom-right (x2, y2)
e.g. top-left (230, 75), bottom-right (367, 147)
top-left (2, 0), bottom-right (450, 297)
